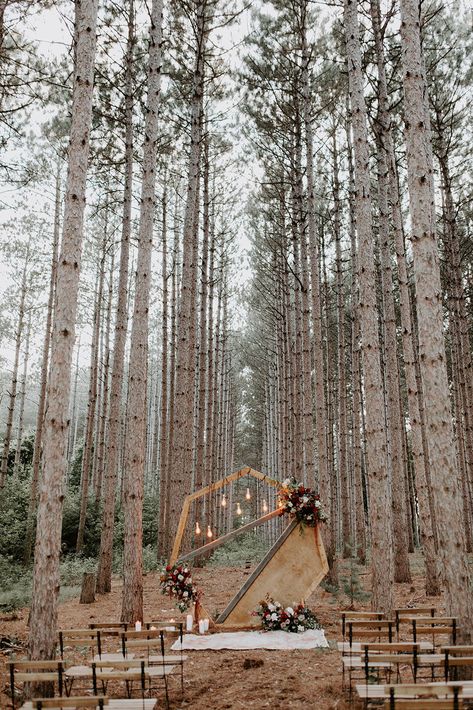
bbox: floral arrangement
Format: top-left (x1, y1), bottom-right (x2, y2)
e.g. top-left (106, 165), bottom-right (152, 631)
top-left (160, 563), bottom-right (201, 613)
top-left (278, 477), bottom-right (327, 526)
top-left (253, 597), bottom-right (321, 633)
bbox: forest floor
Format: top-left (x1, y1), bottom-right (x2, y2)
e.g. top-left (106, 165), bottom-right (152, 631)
top-left (0, 553), bottom-right (443, 709)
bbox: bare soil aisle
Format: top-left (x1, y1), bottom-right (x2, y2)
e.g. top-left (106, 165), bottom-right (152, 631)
top-left (0, 557), bottom-right (443, 709)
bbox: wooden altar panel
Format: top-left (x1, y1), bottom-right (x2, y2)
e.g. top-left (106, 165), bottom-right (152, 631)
top-left (216, 521), bottom-right (329, 628)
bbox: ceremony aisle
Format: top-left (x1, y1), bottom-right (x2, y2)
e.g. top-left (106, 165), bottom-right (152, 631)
top-left (0, 553), bottom-right (443, 709)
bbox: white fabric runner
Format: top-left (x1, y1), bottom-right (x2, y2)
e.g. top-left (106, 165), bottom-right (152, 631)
top-left (171, 628), bottom-right (328, 651)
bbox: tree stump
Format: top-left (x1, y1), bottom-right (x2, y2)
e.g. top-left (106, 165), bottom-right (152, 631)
top-left (80, 572), bottom-right (96, 604)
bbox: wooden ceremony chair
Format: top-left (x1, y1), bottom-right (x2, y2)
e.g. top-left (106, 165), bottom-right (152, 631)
top-left (30, 697), bottom-right (108, 709)
top-left (384, 682), bottom-right (463, 710)
top-left (384, 700), bottom-right (463, 710)
top-left (341, 611), bottom-right (385, 641)
top-left (410, 618), bottom-right (457, 648)
top-left (123, 629), bottom-right (187, 696)
top-left (90, 659), bottom-right (175, 709)
top-left (7, 659), bottom-right (66, 708)
top-left (361, 643), bottom-right (423, 683)
top-left (58, 630), bottom-right (102, 660)
top-left (442, 647), bottom-right (473, 682)
top-left (395, 608), bottom-right (436, 637)
top-left (356, 682), bottom-right (464, 707)
top-left (343, 619), bottom-right (396, 691)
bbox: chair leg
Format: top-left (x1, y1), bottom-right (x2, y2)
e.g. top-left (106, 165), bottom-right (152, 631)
top-left (163, 673), bottom-right (170, 710)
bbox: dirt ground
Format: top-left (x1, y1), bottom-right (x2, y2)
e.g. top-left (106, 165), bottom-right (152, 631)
top-left (0, 554), bottom-right (443, 709)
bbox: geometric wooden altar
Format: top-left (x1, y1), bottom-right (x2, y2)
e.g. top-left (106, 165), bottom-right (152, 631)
top-left (169, 466), bottom-right (329, 629)
top-left (217, 520), bottom-right (329, 628)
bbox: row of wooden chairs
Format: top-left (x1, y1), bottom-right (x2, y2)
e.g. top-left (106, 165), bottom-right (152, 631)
top-left (339, 607), bottom-right (468, 710)
top-left (18, 696), bottom-right (156, 709)
top-left (8, 624), bottom-right (186, 709)
top-left (357, 682), bottom-right (465, 709)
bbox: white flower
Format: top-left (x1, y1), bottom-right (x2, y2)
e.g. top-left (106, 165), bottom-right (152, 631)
top-left (275, 602), bottom-right (281, 607)
top-left (184, 568), bottom-right (188, 573)
top-left (183, 591), bottom-right (188, 597)
top-left (298, 614), bottom-right (305, 621)
top-left (271, 613), bottom-right (278, 621)
top-left (268, 603), bottom-right (275, 611)
top-left (297, 625), bottom-right (305, 632)
top-left (281, 621), bottom-right (288, 627)
top-left (288, 502), bottom-right (293, 508)
top-left (302, 496), bottom-right (309, 503)
top-left (282, 478), bottom-right (291, 487)
top-left (285, 607), bottom-right (294, 615)
top-left (178, 574), bottom-right (184, 581)
top-left (315, 501), bottom-right (321, 508)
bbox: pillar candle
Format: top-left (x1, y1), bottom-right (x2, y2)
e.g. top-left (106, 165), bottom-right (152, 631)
top-left (186, 614), bottom-right (193, 632)
top-left (135, 621), bottom-right (142, 632)
top-left (198, 620), bottom-right (205, 634)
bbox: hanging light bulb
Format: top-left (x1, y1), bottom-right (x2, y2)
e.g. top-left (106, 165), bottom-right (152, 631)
top-left (246, 487), bottom-right (251, 500)
top-left (262, 499), bottom-right (268, 513)
top-left (221, 494), bottom-right (227, 508)
top-left (236, 502), bottom-right (242, 515)
top-left (207, 525), bottom-right (213, 539)
top-left (195, 521), bottom-right (201, 535)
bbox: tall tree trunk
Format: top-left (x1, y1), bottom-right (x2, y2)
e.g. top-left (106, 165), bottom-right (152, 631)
top-left (76, 246), bottom-right (105, 553)
top-left (344, 0), bottom-right (394, 614)
top-left (332, 129), bottom-right (350, 555)
top-left (194, 132), bottom-right (210, 532)
top-left (169, 0), bottom-right (207, 545)
top-left (121, 0), bottom-right (163, 623)
top-left (13, 311), bottom-right (32, 478)
top-left (96, 0), bottom-right (134, 594)
top-left (28, 0), bottom-right (99, 663)
top-left (94, 247), bottom-right (114, 501)
top-left (399, 0), bottom-right (473, 638)
top-left (0, 242), bottom-right (29, 487)
top-left (24, 165), bottom-right (61, 561)
top-left (157, 183), bottom-right (169, 559)
top-left (302, 25), bottom-right (328, 499)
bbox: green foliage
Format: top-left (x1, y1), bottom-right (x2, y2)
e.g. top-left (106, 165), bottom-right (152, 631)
top-left (61, 492), bottom-right (103, 557)
top-left (67, 444), bottom-right (84, 489)
top-left (208, 531), bottom-right (270, 567)
top-left (0, 477), bottom-right (32, 558)
top-left (340, 556), bottom-right (370, 608)
top-left (7, 433), bottom-right (35, 477)
top-left (0, 554), bottom-right (98, 612)
top-left (59, 555), bottom-right (97, 586)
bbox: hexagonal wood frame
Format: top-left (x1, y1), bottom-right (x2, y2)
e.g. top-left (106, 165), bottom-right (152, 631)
top-left (169, 466), bottom-right (329, 629)
top-left (169, 466), bottom-right (281, 565)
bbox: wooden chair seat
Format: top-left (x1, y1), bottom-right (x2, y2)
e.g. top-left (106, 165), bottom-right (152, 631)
top-left (7, 659), bottom-right (66, 706)
top-left (20, 700), bottom-right (156, 710)
top-left (384, 700), bottom-right (463, 709)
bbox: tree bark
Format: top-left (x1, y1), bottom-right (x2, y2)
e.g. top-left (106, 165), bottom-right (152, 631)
top-left (24, 165), bottom-right (61, 563)
top-left (399, 0), bottom-right (473, 638)
top-left (169, 0), bottom-right (207, 545)
top-left (76, 246), bottom-right (105, 553)
top-left (344, 0), bottom-right (394, 614)
top-left (28, 0), bottom-right (99, 663)
top-left (96, 0), bottom-right (134, 594)
top-left (121, 0), bottom-right (163, 623)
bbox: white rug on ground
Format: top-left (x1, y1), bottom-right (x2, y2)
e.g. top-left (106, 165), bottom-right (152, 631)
top-left (171, 629), bottom-right (328, 651)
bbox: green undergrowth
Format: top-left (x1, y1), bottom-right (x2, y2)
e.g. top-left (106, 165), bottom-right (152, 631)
top-left (0, 544), bottom-right (161, 613)
top-left (208, 531), bottom-right (271, 566)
